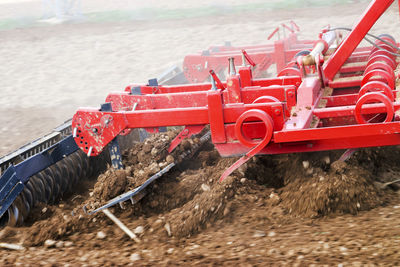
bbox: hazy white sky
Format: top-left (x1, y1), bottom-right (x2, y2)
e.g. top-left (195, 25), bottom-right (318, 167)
top-left (0, 0), bottom-right (35, 3)
top-left (2, 0), bottom-right (65, 4)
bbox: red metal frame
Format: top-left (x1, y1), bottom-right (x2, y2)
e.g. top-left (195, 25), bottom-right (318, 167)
top-left (182, 32), bottom-right (314, 83)
top-left (72, 0), bottom-right (400, 181)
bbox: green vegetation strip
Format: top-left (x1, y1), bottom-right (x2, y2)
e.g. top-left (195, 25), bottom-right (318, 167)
top-left (0, 0), bottom-right (368, 31)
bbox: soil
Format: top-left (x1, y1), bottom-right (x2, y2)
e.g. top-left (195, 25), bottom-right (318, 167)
top-left (1, 131), bottom-right (400, 266)
top-left (2, 1), bottom-right (400, 266)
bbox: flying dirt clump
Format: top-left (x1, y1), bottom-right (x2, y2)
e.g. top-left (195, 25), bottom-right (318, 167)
top-left (278, 152), bottom-right (389, 218)
top-left (83, 130), bottom-right (181, 210)
top-left (144, 157), bottom-right (239, 238)
top-left (92, 169), bottom-right (127, 202)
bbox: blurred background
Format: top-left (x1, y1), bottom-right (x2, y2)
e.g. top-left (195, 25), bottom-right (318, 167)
top-left (0, 0), bottom-right (396, 156)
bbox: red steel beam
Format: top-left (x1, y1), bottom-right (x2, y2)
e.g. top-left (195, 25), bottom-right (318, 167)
top-left (324, 0), bottom-right (395, 80)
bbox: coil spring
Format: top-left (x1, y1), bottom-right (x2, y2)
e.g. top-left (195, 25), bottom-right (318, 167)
top-left (355, 34), bottom-right (397, 124)
top-left (0, 150), bottom-right (110, 226)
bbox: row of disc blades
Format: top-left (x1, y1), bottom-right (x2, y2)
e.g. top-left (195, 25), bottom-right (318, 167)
top-left (0, 149), bottom-right (110, 226)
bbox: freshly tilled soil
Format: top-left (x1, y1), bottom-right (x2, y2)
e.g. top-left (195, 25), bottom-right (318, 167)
top-left (1, 131), bottom-right (400, 266)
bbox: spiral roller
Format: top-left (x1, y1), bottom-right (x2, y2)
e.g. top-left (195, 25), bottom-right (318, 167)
top-left (355, 34), bottom-right (398, 124)
top-left (0, 150), bottom-right (110, 226)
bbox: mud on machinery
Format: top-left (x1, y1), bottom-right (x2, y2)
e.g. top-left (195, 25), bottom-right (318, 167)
top-left (1, 0), bottom-right (400, 226)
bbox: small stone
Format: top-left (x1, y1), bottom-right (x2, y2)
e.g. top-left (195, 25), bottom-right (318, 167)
top-left (80, 255), bottom-right (88, 262)
top-left (226, 241), bottom-right (233, 245)
top-left (240, 178), bottom-right (247, 183)
top-left (201, 184), bottom-right (211, 192)
top-left (323, 156), bottom-right (330, 165)
top-left (148, 162), bottom-right (160, 174)
top-left (253, 231), bottom-right (266, 238)
top-left (269, 193), bottom-right (280, 205)
top-left (194, 204), bottom-right (199, 210)
top-left (42, 207), bottom-right (47, 213)
top-left (166, 155), bottom-right (174, 164)
top-left (64, 241), bottom-right (74, 247)
top-left (151, 147), bottom-right (158, 156)
top-left (339, 246), bottom-right (347, 252)
top-left (44, 239), bottom-right (56, 248)
top-left (323, 243), bottom-right (330, 249)
top-left (167, 248), bottom-right (174, 254)
top-left (268, 231), bottom-right (276, 237)
top-left (59, 204), bottom-right (64, 208)
top-left (302, 161), bottom-right (310, 169)
top-left (55, 241), bottom-right (64, 248)
top-left (96, 231), bottom-right (106, 239)
top-left (134, 226), bottom-right (144, 235)
top-left (190, 244), bottom-right (200, 250)
top-left (164, 223), bottom-right (172, 236)
top-left (153, 219), bottom-right (163, 228)
top-left (223, 206), bottom-right (230, 216)
top-left (143, 144), bottom-right (152, 153)
top-left (287, 249), bottom-right (295, 256)
top-left (159, 162), bottom-right (168, 168)
top-left (129, 253), bottom-right (141, 262)
top-left (356, 202), bottom-right (361, 209)
top-left (125, 166), bottom-right (132, 176)
top-left (237, 165), bottom-right (247, 176)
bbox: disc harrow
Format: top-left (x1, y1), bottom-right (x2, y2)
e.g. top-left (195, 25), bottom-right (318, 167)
top-left (1, 0), bottom-right (400, 226)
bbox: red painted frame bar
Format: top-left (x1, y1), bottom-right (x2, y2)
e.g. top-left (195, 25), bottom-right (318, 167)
top-left (106, 85), bottom-right (295, 112)
top-left (183, 33), bottom-right (314, 83)
top-left (125, 75), bottom-right (302, 95)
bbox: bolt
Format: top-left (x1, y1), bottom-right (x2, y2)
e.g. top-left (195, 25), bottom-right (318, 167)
top-left (287, 91), bottom-right (295, 98)
top-left (274, 109), bottom-right (281, 115)
top-left (228, 57), bottom-right (236, 76)
top-left (87, 146), bottom-right (93, 157)
top-left (241, 51), bottom-right (247, 67)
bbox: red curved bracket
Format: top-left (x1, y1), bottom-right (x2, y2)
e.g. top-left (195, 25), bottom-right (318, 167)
top-left (219, 110), bottom-right (273, 182)
top-left (361, 68), bottom-right (395, 90)
top-left (359, 80), bottom-right (394, 101)
top-left (355, 92), bottom-right (394, 124)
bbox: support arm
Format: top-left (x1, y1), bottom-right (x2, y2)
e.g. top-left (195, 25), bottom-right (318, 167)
top-left (323, 0), bottom-right (395, 80)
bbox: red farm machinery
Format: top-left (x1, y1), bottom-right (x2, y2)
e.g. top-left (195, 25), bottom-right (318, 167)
top-left (1, 0), bottom-right (400, 225)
